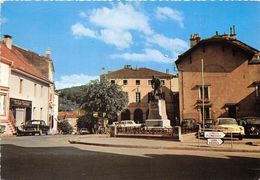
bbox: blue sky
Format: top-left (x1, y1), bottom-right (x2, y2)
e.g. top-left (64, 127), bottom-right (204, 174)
top-left (1, 1), bottom-right (259, 89)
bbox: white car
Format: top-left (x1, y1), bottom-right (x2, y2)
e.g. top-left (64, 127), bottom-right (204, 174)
top-left (111, 120), bottom-right (142, 129)
top-left (215, 118), bottom-right (245, 140)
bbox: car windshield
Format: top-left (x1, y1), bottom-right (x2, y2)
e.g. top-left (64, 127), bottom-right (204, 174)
top-left (218, 119), bottom-right (237, 125)
top-left (246, 118), bottom-right (260, 125)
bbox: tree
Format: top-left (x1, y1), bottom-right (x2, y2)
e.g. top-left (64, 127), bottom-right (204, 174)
top-left (81, 79), bottom-right (128, 124)
top-left (58, 119), bottom-right (73, 134)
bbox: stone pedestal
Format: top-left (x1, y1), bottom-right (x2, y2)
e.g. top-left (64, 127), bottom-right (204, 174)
top-left (148, 99), bottom-right (168, 119)
top-left (146, 99), bottom-right (171, 128)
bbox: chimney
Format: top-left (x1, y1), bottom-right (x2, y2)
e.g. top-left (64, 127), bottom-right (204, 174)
top-left (46, 48), bottom-right (51, 58)
top-left (190, 33), bottom-right (200, 47)
top-left (101, 67), bottom-right (107, 75)
top-left (166, 69), bottom-right (170, 74)
top-left (3, 35), bottom-right (12, 49)
top-left (230, 25), bottom-right (237, 40)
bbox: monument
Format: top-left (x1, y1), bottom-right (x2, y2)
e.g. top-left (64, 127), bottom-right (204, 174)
top-left (145, 76), bottom-right (171, 128)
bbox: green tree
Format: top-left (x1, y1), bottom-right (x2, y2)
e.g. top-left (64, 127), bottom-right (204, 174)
top-left (58, 119), bottom-right (73, 134)
top-left (81, 79), bottom-right (128, 124)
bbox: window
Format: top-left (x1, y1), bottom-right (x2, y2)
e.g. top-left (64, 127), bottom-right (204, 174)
top-left (136, 80), bottom-right (140, 85)
top-left (148, 92), bottom-right (152, 102)
top-left (199, 86), bottom-right (209, 100)
top-left (123, 80), bottom-right (128, 85)
top-left (0, 94), bottom-right (6, 116)
top-left (40, 108), bottom-right (43, 119)
top-left (201, 107), bottom-right (210, 120)
top-left (161, 80), bottom-right (165, 85)
top-left (34, 84), bottom-right (37, 96)
top-left (41, 86), bottom-right (43, 97)
top-left (19, 79), bottom-right (23, 94)
top-left (33, 107), bottom-right (36, 119)
top-left (148, 80), bottom-right (152, 85)
top-left (136, 92), bottom-right (141, 103)
top-left (111, 80), bottom-right (115, 84)
top-left (256, 84), bottom-right (260, 97)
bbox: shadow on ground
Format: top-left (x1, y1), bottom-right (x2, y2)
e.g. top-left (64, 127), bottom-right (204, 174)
top-left (1, 144), bottom-right (260, 180)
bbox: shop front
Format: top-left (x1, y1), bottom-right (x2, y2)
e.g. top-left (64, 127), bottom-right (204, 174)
top-left (10, 98), bottom-right (32, 127)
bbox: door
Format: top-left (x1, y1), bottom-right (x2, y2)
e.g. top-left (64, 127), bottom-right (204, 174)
top-left (228, 106), bottom-right (237, 119)
top-left (15, 108), bottom-right (26, 127)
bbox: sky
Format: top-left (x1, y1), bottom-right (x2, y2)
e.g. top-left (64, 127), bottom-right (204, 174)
top-left (1, 1), bottom-right (259, 89)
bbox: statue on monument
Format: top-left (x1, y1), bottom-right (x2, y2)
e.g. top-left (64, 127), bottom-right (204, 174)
top-left (151, 75), bottom-right (162, 99)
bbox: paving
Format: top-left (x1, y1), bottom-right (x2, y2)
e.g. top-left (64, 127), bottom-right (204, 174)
top-left (70, 133), bottom-right (260, 153)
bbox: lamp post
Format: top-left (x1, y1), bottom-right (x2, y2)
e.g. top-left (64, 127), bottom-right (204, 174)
top-left (201, 59), bottom-right (205, 131)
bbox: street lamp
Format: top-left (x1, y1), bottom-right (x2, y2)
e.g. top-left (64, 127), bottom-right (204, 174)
top-left (201, 58), bottom-right (205, 131)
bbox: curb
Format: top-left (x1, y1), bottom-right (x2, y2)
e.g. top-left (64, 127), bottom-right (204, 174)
top-left (68, 140), bottom-right (260, 153)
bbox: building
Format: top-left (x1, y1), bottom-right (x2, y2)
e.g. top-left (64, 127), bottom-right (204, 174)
top-left (103, 65), bottom-right (178, 125)
top-left (176, 27), bottom-right (260, 124)
top-left (0, 35), bottom-right (59, 135)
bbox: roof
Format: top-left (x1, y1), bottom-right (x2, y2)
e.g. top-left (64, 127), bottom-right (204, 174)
top-left (0, 41), bottom-right (50, 83)
top-left (13, 45), bottom-right (53, 79)
top-left (58, 111), bottom-right (80, 119)
top-left (106, 67), bottom-right (174, 79)
top-left (176, 35), bottom-right (259, 64)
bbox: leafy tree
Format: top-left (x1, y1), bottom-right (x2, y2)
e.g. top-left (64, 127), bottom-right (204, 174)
top-left (81, 79), bottom-right (128, 124)
top-left (58, 119), bottom-right (73, 134)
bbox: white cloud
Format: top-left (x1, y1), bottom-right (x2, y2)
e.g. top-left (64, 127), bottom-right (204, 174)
top-left (71, 3), bottom-right (188, 61)
top-left (71, 3), bottom-right (153, 49)
top-left (55, 74), bottom-right (99, 90)
top-left (71, 23), bottom-right (97, 38)
top-left (110, 49), bottom-right (172, 64)
top-left (89, 3), bottom-right (153, 35)
top-left (156, 7), bottom-right (184, 28)
top-left (147, 33), bottom-right (189, 53)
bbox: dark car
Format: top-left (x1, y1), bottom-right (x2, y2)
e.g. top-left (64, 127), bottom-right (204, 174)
top-left (204, 119), bottom-right (214, 129)
top-left (237, 117), bottom-right (260, 136)
top-left (181, 118), bottom-right (198, 132)
top-left (17, 120), bottom-right (49, 136)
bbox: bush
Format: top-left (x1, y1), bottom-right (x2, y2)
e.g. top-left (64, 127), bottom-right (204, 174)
top-left (58, 119), bottom-right (73, 134)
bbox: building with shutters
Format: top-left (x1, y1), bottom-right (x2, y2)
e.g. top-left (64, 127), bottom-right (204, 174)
top-left (102, 66), bottom-right (179, 125)
top-left (176, 27), bottom-right (260, 124)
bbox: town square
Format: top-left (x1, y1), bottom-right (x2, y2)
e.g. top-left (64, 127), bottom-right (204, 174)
top-left (0, 1), bottom-right (260, 180)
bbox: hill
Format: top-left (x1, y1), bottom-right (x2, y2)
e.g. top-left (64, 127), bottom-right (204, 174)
top-left (58, 85), bottom-right (87, 112)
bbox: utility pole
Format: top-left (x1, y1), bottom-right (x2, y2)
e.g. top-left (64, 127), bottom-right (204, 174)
top-left (201, 59), bottom-right (205, 131)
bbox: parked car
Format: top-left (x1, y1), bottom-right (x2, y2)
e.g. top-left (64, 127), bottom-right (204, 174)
top-left (181, 118), bottom-right (197, 131)
top-left (215, 118), bottom-right (244, 140)
top-left (111, 120), bottom-right (143, 129)
top-left (78, 128), bottom-right (90, 135)
top-left (237, 117), bottom-right (260, 136)
top-left (17, 120), bottom-right (49, 136)
top-left (204, 118), bottom-right (214, 129)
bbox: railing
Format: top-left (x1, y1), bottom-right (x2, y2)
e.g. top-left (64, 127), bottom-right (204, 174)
top-left (110, 126), bottom-right (181, 140)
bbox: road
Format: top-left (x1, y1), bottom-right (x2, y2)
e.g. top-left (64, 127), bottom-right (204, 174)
top-left (1, 135), bottom-right (260, 180)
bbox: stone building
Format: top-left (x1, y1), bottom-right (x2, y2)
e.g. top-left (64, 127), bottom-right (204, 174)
top-left (176, 27), bottom-right (260, 124)
top-left (0, 35), bottom-right (59, 135)
top-left (103, 65), bottom-right (179, 125)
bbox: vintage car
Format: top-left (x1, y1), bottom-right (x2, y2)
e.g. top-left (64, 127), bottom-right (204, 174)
top-left (110, 120), bottom-right (143, 129)
top-left (181, 118), bottom-right (197, 131)
top-left (17, 120), bottom-right (49, 136)
top-left (237, 117), bottom-right (260, 136)
top-left (215, 118), bottom-right (244, 140)
top-left (78, 128), bottom-right (90, 135)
